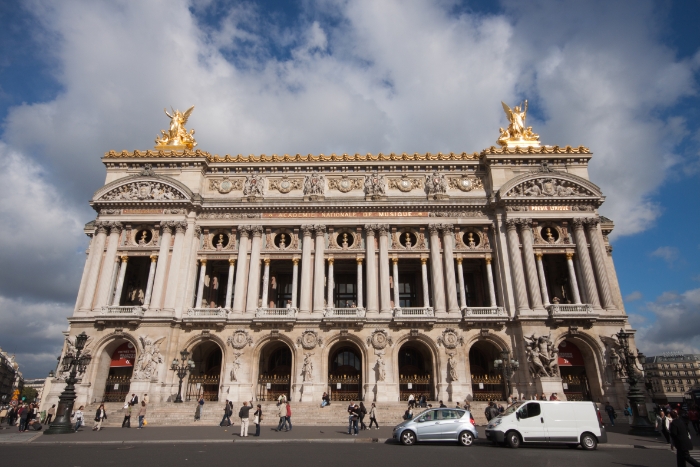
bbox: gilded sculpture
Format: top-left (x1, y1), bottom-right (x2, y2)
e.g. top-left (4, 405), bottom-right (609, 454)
top-left (155, 106), bottom-right (197, 150)
top-left (498, 100), bottom-right (540, 148)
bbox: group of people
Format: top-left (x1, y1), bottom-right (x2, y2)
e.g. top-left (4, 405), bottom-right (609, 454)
top-left (655, 406), bottom-right (700, 467)
top-left (4, 402), bottom-right (46, 432)
top-left (347, 402), bottom-right (378, 434)
top-left (219, 400), bottom-right (264, 437)
top-left (406, 394), bottom-right (428, 409)
top-left (119, 393), bottom-right (148, 430)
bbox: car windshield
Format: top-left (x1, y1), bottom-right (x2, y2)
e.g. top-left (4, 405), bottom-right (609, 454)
top-left (503, 402), bottom-right (524, 416)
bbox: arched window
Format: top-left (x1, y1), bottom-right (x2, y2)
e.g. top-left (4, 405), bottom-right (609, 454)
top-left (332, 350), bottom-right (361, 372)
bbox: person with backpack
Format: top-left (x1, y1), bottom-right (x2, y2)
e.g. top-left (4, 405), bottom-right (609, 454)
top-left (359, 402), bottom-right (368, 430)
top-left (623, 404), bottom-right (632, 424)
top-left (604, 401), bottom-right (616, 426)
top-left (220, 400), bottom-right (232, 427)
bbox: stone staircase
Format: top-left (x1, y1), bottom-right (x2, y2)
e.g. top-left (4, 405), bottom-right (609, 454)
top-left (85, 400), bottom-right (499, 427)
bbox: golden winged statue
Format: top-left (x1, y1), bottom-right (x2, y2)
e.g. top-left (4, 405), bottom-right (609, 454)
top-left (497, 100), bottom-right (540, 148)
top-left (155, 105), bottom-right (197, 150)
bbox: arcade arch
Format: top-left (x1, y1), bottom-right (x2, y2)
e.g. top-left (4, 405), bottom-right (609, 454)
top-left (397, 341), bottom-right (435, 401)
top-left (186, 341), bottom-right (223, 401)
top-left (92, 338), bottom-right (138, 403)
top-left (257, 341), bottom-right (293, 401)
top-left (328, 342), bottom-right (363, 401)
top-left (469, 341), bottom-right (505, 401)
top-left (557, 337), bottom-right (603, 401)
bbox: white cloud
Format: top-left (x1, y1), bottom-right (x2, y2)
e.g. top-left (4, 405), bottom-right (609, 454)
top-left (624, 291), bottom-right (643, 302)
top-left (636, 288), bottom-right (700, 356)
top-left (650, 246), bottom-right (680, 263)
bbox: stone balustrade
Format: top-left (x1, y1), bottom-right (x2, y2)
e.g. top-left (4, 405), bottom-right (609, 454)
top-left (462, 306), bottom-right (508, 324)
top-left (100, 306), bottom-right (144, 316)
top-left (254, 307), bottom-right (298, 319)
top-left (393, 307), bottom-right (434, 318)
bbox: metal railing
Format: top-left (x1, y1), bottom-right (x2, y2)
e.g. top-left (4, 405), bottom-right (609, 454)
top-left (100, 306), bottom-right (144, 316)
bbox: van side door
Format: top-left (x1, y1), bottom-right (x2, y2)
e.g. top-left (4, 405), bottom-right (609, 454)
top-left (542, 402), bottom-right (578, 443)
top-left (516, 402), bottom-right (547, 442)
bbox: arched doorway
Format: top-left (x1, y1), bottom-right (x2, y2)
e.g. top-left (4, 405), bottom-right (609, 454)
top-left (397, 343), bottom-right (433, 401)
top-left (257, 342), bottom-right (292, 401)
top-left (469, 341), bottom-right (504, 401)
top-left (328, 344), bottom-right (362, 401)
top-left (102, 341), bottom-right (136, 402)
top-left (186, 341), bottom-right (222, 401)
top-left (558, 340), bottom-right (592, 401)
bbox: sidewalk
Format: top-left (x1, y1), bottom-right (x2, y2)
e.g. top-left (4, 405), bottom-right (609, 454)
top-left (0, 422), bottom-right (683, 449)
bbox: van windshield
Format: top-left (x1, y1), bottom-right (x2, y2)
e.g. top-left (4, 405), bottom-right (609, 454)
top-left (504, 402), bottom-right (524, 416)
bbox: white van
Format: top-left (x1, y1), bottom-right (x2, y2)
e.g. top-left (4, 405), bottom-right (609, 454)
top-left (485, 401), bottom-right (607, 450)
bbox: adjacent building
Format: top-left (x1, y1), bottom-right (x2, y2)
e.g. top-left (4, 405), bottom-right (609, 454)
top-left (643, 354), bottom-right (700, 405)
top-left (0, 348), bottom-right (22, 403)
top-left (44, 103), bottom-right (640, 410)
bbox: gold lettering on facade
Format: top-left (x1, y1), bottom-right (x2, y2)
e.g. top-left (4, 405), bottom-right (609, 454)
top-left (262, 212), bottom-right (429, 219)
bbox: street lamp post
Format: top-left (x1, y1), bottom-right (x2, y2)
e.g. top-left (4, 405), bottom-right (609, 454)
top-left (171, 349), bottom-right (195, 403)
top-left (494, 349), bottom-right (519, 401)
top-left (44, 332), bottom-right (91, 435)
top-left (616, 328), bottom-right (655, 436)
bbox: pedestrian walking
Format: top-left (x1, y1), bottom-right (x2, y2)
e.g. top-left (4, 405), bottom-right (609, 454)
top-left (122, 402), bottom-right (132, 428)
top-left (624, 404), bottom-right (633, 424)
top-left (368, 403), bottom-right (379, 429)
top-left (18, 404), bottom-right (29, 432)
top-left (670, 410), bottom-right (700, 467)
top-left (45, 404), bottom-right (56, 424)
top-left (238, 401), bottom-right (252, 437)
top-left (285, 402), bottom-right (292, 431)
top-left (359, 402), bottom-right (368, 430)
top-left (72, 406), bottom-right (84, 432)
top-left (348, 403), bottom-right (359, 435)
top-left (92, 404), bottom-right (107, 431)
top-left (253, 404), bottom-right (262, 436)
top-left (276, 402), bottom-right (287, 431)
top-left (137, 401), bottom-right (147, 429)
top-left (220, 400), bottom-right (232, 426)
top-left (604, 401), bottom-right (616, 426)
top-left (194, 396), bottom-right (204, 421)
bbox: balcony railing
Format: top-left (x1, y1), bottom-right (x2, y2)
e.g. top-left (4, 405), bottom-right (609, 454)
top-left (324, 307), bottom-right (366, 319)
top-left (100, 306), bottom-right (144, 316)
top-left (393, 307), bottom-right (434, 318)
top-left (186, 307), bottom-right (227, 317)
top-left (547, 303), bottom-right (595, 319)
top-left (462, 307), bottom-right (507, 317)
top-left (255, 307), bottom-right (298, 319)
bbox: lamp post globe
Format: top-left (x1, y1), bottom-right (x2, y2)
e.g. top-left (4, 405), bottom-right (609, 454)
top-left (171, 349), bottom-right (194, 403)
top-left (615, 329), bottom-right (655, 436)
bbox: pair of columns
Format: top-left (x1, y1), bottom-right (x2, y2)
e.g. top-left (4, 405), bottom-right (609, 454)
top-left (505, 217), bottom-right (614, 312)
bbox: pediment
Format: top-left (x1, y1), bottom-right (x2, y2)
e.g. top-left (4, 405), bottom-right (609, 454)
top-left (498, 171), bottom-right (602, 200)
top-left (93, 175), bottom-right (193, 203)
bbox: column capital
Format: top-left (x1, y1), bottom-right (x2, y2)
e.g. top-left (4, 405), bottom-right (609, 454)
top-left (518, 218), bottom-right (533, 231)
top-left (571, 217), bottom-right (586, 229)
top-left (238, 225), bottom-right (251, 236)
top-left (485, 257), bottom-right (492, 265)
top-left (292, 257), bottom-right (300, 265)
top-left (455, 257), bottom-right (463, 264)
top-left (376, 224), bottom-right (389, 236)
top-left (391, 256), bottom-right (398, 264)
top-left (428, 224), bottom-right (441, 235)
top-left (301, 224), bottom-right (314, 237)
top-left (582, 216), bottom-right (600, 228)
top-left (420, 257), bottom-right (428, 265)
top-left (109, 222), bottom-right (124, 234)
top-left (363, 224), bottom-right (376, 235)
top-left (229, 258), bottom-right (236, 265)
top-left (250, 225), bottom-right (263, 237)
top-left (356, 257), bottom-right (363, 265)
top-left (120, 255), bottom-right (129, 263)
top-left (94, 220), bottom-right (109, 234)
top-left (566, 252), bottom-right (575, 260)
top-left (535, 252), bottom-right (543, 260)
top-left (161, 223), bottom-right (173, 235)
top-left (199, 258), bottom-right (207, 265)
top-left (327, 257), bottom-right (334, 264)
top-left (264, 257), bottom-right (270, 265)
top-left (440, 223), bottom-right (454, 233)
top-left (150, 254), bottom-right (158, 262)
top-left (505, 219), bottom-right (519, 231)
top-left (313, 224), bottom-right (326, 235)
top-left (174, 221), bottom-right (187, 234)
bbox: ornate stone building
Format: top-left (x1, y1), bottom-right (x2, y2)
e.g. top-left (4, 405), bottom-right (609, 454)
top-left (45, 104), bottom-right (639, 409)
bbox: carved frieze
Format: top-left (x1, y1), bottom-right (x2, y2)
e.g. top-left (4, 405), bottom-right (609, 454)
top-left (303, 172), bottom-right (325, 196)
top-left (269, 176), bottom-right (303, 194)
top-left (209, 177), bottom-right (243, 194)
top-left (506, 177), bottom-right (594, 198)
top-left (197, 212), bottom-right (262, 219)
top-left (388, 175), bottom-right (423, 193)
top-left (227, 330), bottom-right (254, 349)
top-left (132, 336), bottom-right (165, 381)
top-left (437, 328), bottom-right (464, 349)
top-left (449, 176), bottom-right (484, 192)
top-left (297, 330), bottom-right (323, 350)
top-left (425, 171), bottom-right (449, 199)
top-left (243, 173), bottom-right (265, 198)
top-left (364, 172), bottom-right (387, 199)
top-left (100, 182), bottom-right (186, 201)
top-left (429, 210), bottom-right (486, 218)
top-left (327, 176), bottom-right (363, 193)
top-left (367, 329), bottom-right (393, 350)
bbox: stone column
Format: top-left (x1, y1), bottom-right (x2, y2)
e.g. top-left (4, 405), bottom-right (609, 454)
top-left (312, 225), bottom-right (326, 314)
top-left (574, 255), bottom-right (588, 304)
top-left (225, 259), bottom-right (235, 309)
top-left (534, 253), bottom-right (550, 307)
top-left (232, 226), bottom-right (251, 314)
top-left (291, 258), bottom-right (299, 309)
top-left (195, 259), bottom-right (207, 308)
top-left (585, 218), bottom-right (615, 310)
top-left (299, 225), bottom-right (314, 314)
top-left (356, 258), bottom-right (363, 309)
top-left (421, 257), bottom-right (431, 308)
top-left (441, 225), bottom-right (460, 314)
top-left (142, 254), bottom-right (158, 307)
top-left (327, 258), bottom-right (334, 309)
top-left (80, 222), bottom-right (109, 311)
top-left (95, 222), bottom-right (123, 309)
top-left (505, 219), bottom-right (529, 313)
top-left (456, 257), bottom-right (467, 309)
top-left (364, 225), bottom-right (379, 316)
top-left (565, 253), bottom-right (582, 305)
top-left (519, 220), bottom-right (544, 312)
top-left (74, 233), bottom-right (95, 312)
top-left (261, 258), bottom-right (271, 308)
top-left (111, 256), bottom-right (129, 306)
top-left (162, 221), bottom-right (187, 311)
top-left (149, 223), bottom-right (173, 310)
top-left (572, 218), bottom-right (601, 309)
top-left (246, 226), bottom-right (263, 313)
top-left (106, 257), bottom-right (120, 308)
top-left (485, 257), bottom-right (497, 307)
top-left (391, 257), bottom-right (400, 309)
top-left (377, 224), bottom-right (391, 316)
top-left (428, 224), bottom-right (447, 315)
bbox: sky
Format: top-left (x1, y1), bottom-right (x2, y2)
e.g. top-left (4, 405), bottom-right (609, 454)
top-left (0, 0), bottom-right (699, 378)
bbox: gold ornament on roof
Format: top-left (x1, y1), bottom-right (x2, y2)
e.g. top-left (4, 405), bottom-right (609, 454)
top-left (498, 100), bottom-right (540, 148)
top-left (155, 106), bottom-right (197, 150)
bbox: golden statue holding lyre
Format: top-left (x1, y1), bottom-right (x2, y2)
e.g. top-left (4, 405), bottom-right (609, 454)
top-left (155, 106), bottom-right (197, 150)
top-left (497, 100), bottom-right (540, 148)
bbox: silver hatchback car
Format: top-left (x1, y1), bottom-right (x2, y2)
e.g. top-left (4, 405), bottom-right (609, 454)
top-left (393, 408), bottom-right (478, 446)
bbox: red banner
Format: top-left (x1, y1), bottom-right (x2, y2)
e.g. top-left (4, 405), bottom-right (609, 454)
top-left (558, 340), bottom-right (585, 366)
top-left (110, 342), bottom-right (136, 367)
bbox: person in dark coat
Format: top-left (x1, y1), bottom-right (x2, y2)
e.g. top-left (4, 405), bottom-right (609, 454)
top-left (670, 410), bottom-right (700, 467)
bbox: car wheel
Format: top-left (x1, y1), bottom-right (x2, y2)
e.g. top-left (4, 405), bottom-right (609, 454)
top-left (506, 431), bottom-right (521, 449)
top-left (580, 433), bottom-right (597, 450)
top-left (459, 431), bottom-right (474, 446)
top-left (401, 430), bottom-right (417, 446)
